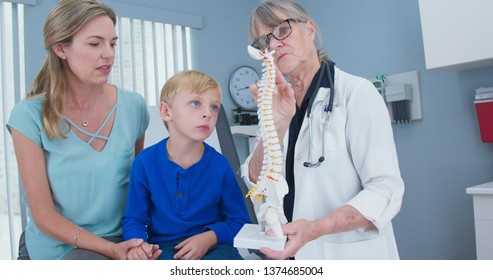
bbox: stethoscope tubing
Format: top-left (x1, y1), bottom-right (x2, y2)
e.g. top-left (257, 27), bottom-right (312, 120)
top-left (303, 60), bottom-right (335, 168)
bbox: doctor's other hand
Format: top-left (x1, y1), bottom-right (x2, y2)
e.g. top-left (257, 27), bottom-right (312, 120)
top-left (249, 66), bottom-right (296, 128)
top-left (259, 219), bottom-right (321, 260)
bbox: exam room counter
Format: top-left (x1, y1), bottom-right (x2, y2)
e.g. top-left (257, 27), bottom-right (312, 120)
top-left (467, 181), bottom-right (493, 260)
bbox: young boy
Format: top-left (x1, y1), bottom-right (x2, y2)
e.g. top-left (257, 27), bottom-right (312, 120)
top-left (122, 70), bottom-right (251, 260)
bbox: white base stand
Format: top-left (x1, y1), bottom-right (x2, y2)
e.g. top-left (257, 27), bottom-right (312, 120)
top-left (234, 224), bottom-right (287, 251)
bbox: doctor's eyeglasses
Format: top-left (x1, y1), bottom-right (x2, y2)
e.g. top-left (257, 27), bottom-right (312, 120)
top-left (251, 18), bottom-right (304, 51)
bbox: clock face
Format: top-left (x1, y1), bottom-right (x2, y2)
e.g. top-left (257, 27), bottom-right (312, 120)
top-left (229, 66), bottom-right (260, 110)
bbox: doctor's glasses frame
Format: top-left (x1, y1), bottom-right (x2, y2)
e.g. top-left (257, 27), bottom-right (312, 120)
top-left (251, 18), bottom-right (306, 51)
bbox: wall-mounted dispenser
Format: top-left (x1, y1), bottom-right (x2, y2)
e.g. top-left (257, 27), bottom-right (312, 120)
top-left (372, 71), bottom-right (422, 124)
top-left (474, 87), bottom-right (493, 143)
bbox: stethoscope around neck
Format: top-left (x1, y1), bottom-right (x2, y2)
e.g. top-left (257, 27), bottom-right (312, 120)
top-left (303, 60), bottom-right (335, 168)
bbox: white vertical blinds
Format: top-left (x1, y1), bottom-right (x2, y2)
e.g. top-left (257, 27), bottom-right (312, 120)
top-left (0, 1), bottom-right (24, 260)
top-left (111, 17), bottom-right (194, 106)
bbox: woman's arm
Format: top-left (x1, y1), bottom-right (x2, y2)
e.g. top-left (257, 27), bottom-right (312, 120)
top-left (11, 129), bottom-right (142, 259)
top-left (135, 136), bottom-right (145, 156)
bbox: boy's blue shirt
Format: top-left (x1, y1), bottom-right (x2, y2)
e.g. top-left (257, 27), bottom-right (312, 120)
top-left (123, 137), bottom-right (251, 244)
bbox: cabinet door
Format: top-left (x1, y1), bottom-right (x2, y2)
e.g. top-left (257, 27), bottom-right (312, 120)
top-left (419, 0), bottom-right (493, 71)
top-left (474, 220), bottom-right (493, 260)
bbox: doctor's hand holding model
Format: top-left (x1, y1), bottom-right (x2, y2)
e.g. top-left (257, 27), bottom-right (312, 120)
top-left (241, 0), bottom-right (405, 260)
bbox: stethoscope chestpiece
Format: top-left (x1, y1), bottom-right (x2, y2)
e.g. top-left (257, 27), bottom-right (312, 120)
top-left (303, 156), bottom-right (325, 168)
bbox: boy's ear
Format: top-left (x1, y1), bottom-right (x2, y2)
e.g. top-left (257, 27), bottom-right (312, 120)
top-left (159, 101), bottom-right (172, 123)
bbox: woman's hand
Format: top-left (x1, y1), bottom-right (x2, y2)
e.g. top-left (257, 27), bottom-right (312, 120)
top-left (126, 241), bottom-right (162, 260)
top-left (109, 238), bottom-right (161, 260)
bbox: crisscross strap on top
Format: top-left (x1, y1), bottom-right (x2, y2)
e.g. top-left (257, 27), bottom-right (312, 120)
top-left (65, 104), bottom-right (117, 145)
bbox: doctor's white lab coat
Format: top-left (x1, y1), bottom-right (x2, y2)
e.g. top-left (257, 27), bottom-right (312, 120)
top-left (241, 66), bottom-right (405, 260)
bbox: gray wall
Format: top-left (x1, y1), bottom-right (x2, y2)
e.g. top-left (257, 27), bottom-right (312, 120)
top-left (22, 0), bottom-right (493, 259)
top-left (299, 0), bottom-right (493, 259)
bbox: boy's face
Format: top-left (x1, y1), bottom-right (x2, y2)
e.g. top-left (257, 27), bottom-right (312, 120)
top-left (161, 89), bottom-right (221, 142)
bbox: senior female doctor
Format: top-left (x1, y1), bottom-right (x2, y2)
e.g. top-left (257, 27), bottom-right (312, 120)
top-left (240, 0), bottom-right (405, 260)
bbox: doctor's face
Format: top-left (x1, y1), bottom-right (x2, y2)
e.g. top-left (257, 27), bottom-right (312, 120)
top-left (254, 14), bottom-right (316, 76)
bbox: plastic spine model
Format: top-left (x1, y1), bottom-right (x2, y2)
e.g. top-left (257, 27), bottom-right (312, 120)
top-left (246, 45), bottom-right (288, 238)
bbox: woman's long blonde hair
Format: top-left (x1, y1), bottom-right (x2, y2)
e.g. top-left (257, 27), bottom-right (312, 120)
top-left (29, 0), bottom-right (116, 139)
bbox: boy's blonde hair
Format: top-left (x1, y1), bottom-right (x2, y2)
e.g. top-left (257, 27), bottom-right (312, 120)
top-left (160, 70), bottom-right (222, 128)
top-left (160, 70), bottom-right (222, 105)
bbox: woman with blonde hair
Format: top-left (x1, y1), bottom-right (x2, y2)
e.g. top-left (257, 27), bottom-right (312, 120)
top-left (7, 0), bottom-right (158, 259)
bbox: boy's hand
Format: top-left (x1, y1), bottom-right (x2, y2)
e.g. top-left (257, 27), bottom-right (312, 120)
top-left (126, 242), bottom-right (162, 260)
top-left (173, 231), bottom-right (217, 260)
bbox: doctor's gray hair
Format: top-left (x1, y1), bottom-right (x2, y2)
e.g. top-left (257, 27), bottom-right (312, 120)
top-left (248, 0), bottom-right (330, 62)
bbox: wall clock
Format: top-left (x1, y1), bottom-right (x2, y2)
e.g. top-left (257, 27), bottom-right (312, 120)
top-left (229, 66), bottom-right (260, 110)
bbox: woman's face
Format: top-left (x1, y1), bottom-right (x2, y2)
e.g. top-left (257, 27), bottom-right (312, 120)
top-left (56, 15), bottom-right (117, 87)
top-left (255, 14), bottom-right (316, 75)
